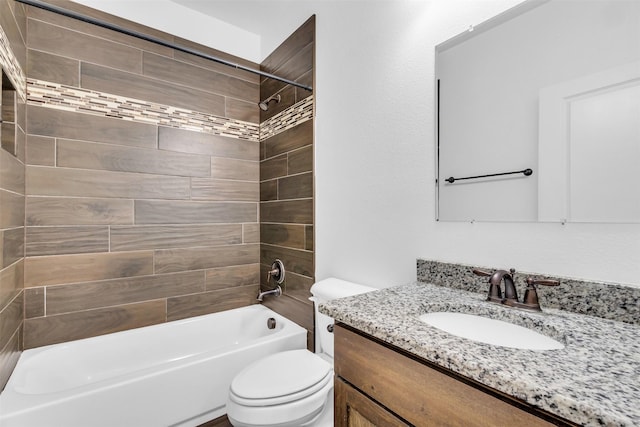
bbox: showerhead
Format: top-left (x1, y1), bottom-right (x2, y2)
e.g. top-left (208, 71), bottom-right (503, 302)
top-left (258, 94), bottom-right (281, 111)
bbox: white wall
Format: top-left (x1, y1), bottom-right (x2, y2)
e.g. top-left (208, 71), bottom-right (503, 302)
top-left (68, 0), bottom-right (640, 287)
top-left (311, 0), bottom-right (640, 288)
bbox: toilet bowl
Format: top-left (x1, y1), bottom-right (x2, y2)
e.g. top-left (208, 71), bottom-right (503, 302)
top-left (226, 278), bottom-right (375, 427)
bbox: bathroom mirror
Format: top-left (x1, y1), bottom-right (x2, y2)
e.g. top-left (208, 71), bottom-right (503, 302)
top-left (435, 0), bottom-right (640, 223)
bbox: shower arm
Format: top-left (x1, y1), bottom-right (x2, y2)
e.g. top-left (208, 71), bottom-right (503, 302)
top-left (16, 0), bottom-right (313, 92)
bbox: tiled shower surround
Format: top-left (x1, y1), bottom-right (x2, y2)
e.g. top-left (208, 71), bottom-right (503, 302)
top-left (0, 0), bottom-right (315, 390)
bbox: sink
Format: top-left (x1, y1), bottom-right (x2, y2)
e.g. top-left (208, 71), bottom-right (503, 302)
top-left (419, 312), bottom-right (564, 351)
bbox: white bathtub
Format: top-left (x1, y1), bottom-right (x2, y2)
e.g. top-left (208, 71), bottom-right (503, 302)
top-left (0, 304), bottom-right (307, 427)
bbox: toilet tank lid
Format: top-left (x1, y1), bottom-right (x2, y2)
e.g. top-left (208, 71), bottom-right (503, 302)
top-left (310, 278), bottom-right (375, 302)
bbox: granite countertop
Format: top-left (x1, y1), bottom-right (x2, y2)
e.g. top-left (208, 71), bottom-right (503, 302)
top-left (319, 282), bottom-right (640, 427)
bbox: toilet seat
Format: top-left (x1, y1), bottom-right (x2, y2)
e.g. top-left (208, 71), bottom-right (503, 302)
top-left (229, 349), bottom-right (332, 406)
top-left (226, 350), bottom-right (334, 427)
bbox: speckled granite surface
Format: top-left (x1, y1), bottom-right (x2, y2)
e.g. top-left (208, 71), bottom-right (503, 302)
top-left (320, 282), bottom-right (640, 427)
top-left (417, 259), bottom-right (640, 325)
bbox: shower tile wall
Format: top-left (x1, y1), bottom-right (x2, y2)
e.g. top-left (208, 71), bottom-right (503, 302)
top-left (0, 0), bottom-right (317, 390)
top-left (21, 1), bottom-right (262, 349)
top-left (0, 0), bottom-right (26, 390)
top-left (259, 16), bottom-right (315, 349)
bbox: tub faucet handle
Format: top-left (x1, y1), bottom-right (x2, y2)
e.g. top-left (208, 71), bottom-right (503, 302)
top-left (267, 259), bottom-right (285, 284)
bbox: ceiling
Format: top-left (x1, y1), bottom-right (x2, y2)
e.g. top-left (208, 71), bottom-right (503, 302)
top-left (169, 0), bottom-right (316, 59)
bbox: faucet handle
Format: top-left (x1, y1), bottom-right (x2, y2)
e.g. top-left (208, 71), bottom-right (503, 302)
top-left (526, 278), bottom-right (560, 287)
top-left (472, 269), bottom-right (503, 302)
top-left (472, 268), bottom-right (493, 277)
top-left (521, 277), bottom-right (560, 310)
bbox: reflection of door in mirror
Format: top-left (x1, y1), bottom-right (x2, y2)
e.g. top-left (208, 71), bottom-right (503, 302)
top-left (436, 0), bottom-right (640, 223)
top-left (539, 62), bottom-right (640, 223)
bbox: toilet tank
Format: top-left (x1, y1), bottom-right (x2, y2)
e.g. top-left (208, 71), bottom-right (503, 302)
top-left (310, 278), bottom-right (375, 358)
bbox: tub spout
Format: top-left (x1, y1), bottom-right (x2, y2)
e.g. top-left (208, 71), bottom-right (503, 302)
top-left (257, 285), bottom-right (282, 302)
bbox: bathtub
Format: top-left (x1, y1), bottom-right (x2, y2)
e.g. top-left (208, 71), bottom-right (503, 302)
top-left (0, 304), bottom-right (307, 427)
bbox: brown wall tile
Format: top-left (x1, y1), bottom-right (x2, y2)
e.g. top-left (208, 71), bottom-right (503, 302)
top-left (305, 225), bottom-right (313, 251)
top-left (261, 42), bottom-right (314, 104)
top-left (27, 18), bottom-right (143, 74)
top-left (0, 2), bottom-right (25, 380)
top-left (0, 190), bottom-right (24, 229)
top-left (0, 326), bottom-right (21, 391)
top-left (2, 227), bottom-right (24, 268)
top-left (242, 223), bottom-right (260, 244)
top-left (143, 52), bottom-right (259, 102)
top-left (226, 97), bottom-right (259, 124)
top-left (278, 172), bottom-right (312, 200)
top-left (135, 200), bottom-right (257, 225)
top-left (28, 106), bottom-right (157, 149)
top-left (26, 197), bottom-right (134, 226)
top-left (1, 122), bottom-right (16, 154)
top-left (263, 119), bottom-right (313, 159)
top-left (261, 244), bottom-right (313, 278)
top-left (24, 286), bottom-right (44, 318)
top-left (46, 271), bottom-right (205, 315)
top-left (211, 157), bottom-right (259, 181)
top-left (25, 135), bottom-right (55, 166)
top-left (154, 244), bottom-right (259, 274)
top-left (0, 292), bottom-right (23, 351)
top-left (82, 62), bottom-right (225, 116)
top-left (173, 37), bottom-right (260, 84)
top-left (191, 179), bottom-right (259, 202)
top-left (259, 17), bottom-right (315, 350)
top-left (261, 16), bottom-right (315, 82)
top-left (206, 264), bottom-right (260, 291)
top-left (167, 285), bottom-right (257, 322)
top-left (0, 260), bottom-right (23, 312)
top-left (25, 251), bottom-right (154, 287)
top-left (260, 154), bottom-right (287, 181)
top-left (0, 0), bottom-right (26, 70)
top-left (261, 224), bottom-right (306, 250)
top-left (26, 226), bottom-right (109, 256)
top-left (260, 180), bottom-right (278, 201)
top-left (262, 294), bottom-right (313, 332)
top-left (288, 145), bottom-right (313, 175)
top-left (158, 127), bottom-right (258, 161)
top-left (27, 49), bottom-right (80, 86)
top-left (110, 224), bottom-right (242, 251)
top-left (23, 300), bottom-right (166, 349)
top-left (260, 199), bottom-right (313, 224)
top-left (27, 166), bottom-right (191, 200)
top-left (0, 148), bottom-right (25, 194)
top-left (26, 2), bottom-right (174, 57)
top-left (57, 139), bottom-right (211, 177)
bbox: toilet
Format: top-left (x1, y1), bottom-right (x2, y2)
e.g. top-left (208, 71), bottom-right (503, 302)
top-left (226, 278), bottom-right (375, 427)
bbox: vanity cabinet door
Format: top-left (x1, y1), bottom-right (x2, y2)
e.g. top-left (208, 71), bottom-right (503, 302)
top-left (334, 325), bottom-right (564, 427)
top-left (335, 377), bottom-right (409, 427)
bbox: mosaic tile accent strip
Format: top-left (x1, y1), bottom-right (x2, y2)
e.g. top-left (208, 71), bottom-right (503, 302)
top-left (27, 79), bottom-right (260, 141)
top-left (416, 258), bottom-right (640, 325)
top-left (0, 25), bottom-right (26, 101)
top-left (259, 95), bottom-right (314, 141)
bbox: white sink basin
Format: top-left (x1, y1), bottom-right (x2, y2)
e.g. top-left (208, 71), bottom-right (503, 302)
top-left (419, 312), bottom-right (564, 351)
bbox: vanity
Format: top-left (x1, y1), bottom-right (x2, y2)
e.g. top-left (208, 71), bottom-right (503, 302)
top-left (321, 270), bottom-right (640, 427)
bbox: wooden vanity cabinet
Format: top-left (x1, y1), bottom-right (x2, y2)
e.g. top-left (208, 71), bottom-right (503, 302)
top-left (334, 324), bottom-right (574, 427)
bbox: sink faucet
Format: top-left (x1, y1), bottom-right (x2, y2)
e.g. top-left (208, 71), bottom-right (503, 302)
top-left (472, 268), bottom-right (560, 311)
top-left (491, 268), bottom-right (518, 304)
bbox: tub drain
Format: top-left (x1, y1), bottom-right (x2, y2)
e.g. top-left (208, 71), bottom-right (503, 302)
top-left (267, 318), bottom-right (277, 329)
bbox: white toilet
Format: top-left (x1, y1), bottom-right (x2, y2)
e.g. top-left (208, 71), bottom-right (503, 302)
top-left (226, 278), bottom-right (375, 427)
